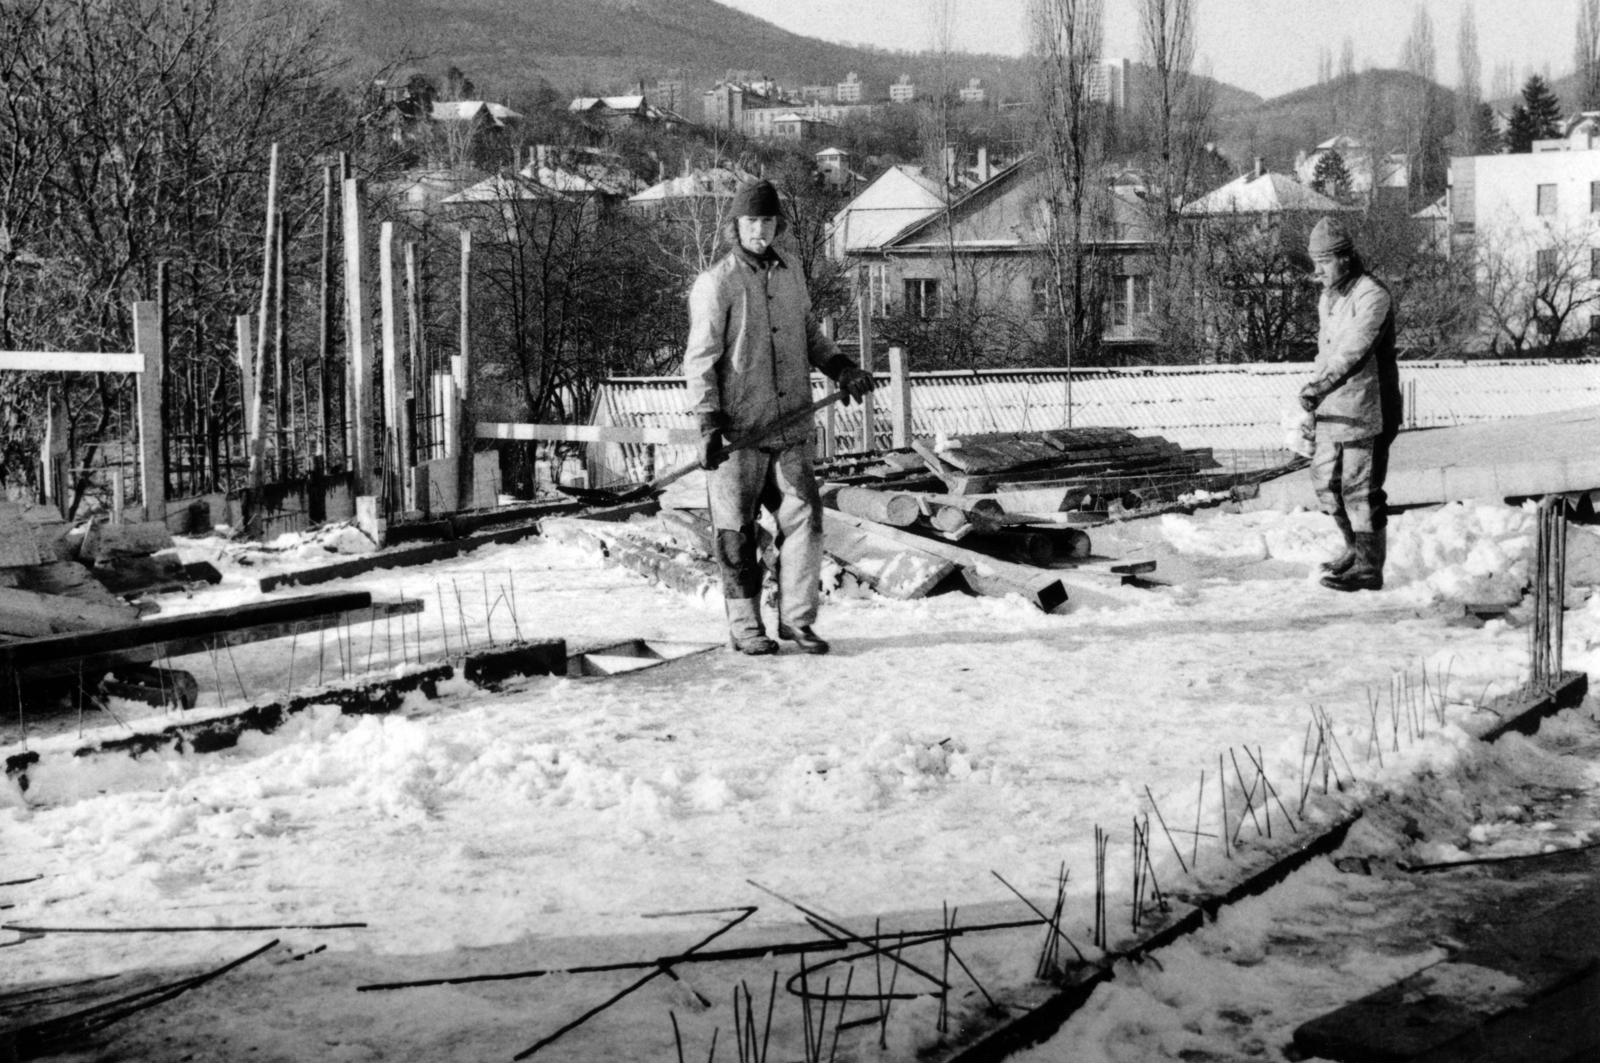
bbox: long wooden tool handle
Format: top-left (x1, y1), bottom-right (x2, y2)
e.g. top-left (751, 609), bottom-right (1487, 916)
top-left (649, 389), bottom-right (850, 493)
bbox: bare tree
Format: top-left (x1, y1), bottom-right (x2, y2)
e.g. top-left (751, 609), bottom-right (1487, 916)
top-left (1029, 0), bottom-right (1109, 397)
top-left (1399, 3), bottom-right (1443, 204)
top-left (1578, 0), bottom-right (1600, 110)
top-left (1455, 4), bottom-right (1483, 154)
top-left (1473, 213), bottom-right (1600, 352)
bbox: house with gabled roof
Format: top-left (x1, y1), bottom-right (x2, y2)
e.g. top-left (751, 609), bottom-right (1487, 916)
top-left (567, 92), bottom-right (687, 128)
top-left (836, 155), bottom-right (1163, 356)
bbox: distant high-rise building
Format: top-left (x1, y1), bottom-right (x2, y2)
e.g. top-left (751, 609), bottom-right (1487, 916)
top-left (836, 71), bottom-right (864, 103)
top-left (1087, 58), bottom-right (1134, 111)
top-left (890, 74), bottom-right (915, 103)
top-left (958, 78), bottom-right (986, 104)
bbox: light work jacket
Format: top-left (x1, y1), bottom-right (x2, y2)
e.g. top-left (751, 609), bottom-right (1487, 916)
top-left (1310, 271), bottom-right (1401, 442)
top-left (683, 246), bottom-right (840, 448)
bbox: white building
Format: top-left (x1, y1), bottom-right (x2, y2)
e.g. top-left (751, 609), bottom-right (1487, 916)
top-left (1450, 141), bottom-right (1600, 344)
top-left (890, 74), bottom-right (915, 103)
top-left (958, 78), bottom-right (986, 104)
top-left (836, 72), bottom-right (864, 103)
top-left (1087, 58), bottom-right (1133, 111)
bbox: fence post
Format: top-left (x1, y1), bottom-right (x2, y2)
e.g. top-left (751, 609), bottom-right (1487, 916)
top-left (342, 177), bottom-right (375, 495)
top-left (821, 316), bottom-right (837, 459)
top-left (856, 267), bottom-right (875, 453)
top-left (133, 300), bottom-right (166, 522)
top-left (457, 227), bottom-right (473, 511)
top-left (888, 346), bottom-right (913, 449)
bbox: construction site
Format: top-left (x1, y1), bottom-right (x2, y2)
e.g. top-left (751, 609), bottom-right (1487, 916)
top-left (3, 156), bottom-right (1600, 1061)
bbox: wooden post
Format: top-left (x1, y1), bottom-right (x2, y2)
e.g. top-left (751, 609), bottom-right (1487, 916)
top-left (342, 177), bottom-right (375, 495)
top-left (157, 259), bottom-right (171, 498)
top-left (133, 300), bottom-right (166, 521)
top-left (111, 467), bottom-right (124, 525)
top-left (42, 386), bottom-right (67, 516)
top-left (438, 372), bottom-right (457, 459)
top-left (856, 266), bottom-right (875, 453)
top-left (249, 142), bottom-right (278, 487)
top-left (821, 315), bottom-right (837, 459)
top-left (405, 240), bottom-right (423, 464)
top-left (457, 227), bottom-right (473, 510)
top-left (888, 345), bottom-right (912, 449)
top-left (379, 221), bottom-right (406, 512)
top-left (319, 164), bottom-right (335, 461)
top-left (274, 212), bottom-right (290, 481)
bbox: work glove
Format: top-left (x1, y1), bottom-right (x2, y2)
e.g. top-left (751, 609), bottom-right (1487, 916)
top-left (698, 412), bottom-right (729, 471)
top-left (823, 355), bottom-right (877, 407)
top-left (1298, 382), bottom-right (1322, 414)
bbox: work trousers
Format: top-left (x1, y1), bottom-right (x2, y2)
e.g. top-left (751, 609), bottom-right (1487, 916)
top-left (1311, 430), bottom-right (1394, 534)
top-left (706, 443), bottom-right (823, 628)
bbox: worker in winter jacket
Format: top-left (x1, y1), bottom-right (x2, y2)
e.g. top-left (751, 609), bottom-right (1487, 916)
top-left (1299, 216), bottom-right (1401, 592)
top-left (684, 180), bottom-right (876, 655)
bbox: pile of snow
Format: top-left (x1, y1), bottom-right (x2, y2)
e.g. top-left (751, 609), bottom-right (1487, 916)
top-left (1386, 500), bottom-right (1535, 603)
top-left (1162, 499), bottom-right (1544, 604)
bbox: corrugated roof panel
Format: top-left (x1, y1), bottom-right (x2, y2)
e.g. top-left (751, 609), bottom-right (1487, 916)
top-left (580, 361), bottom-right (1600, 484)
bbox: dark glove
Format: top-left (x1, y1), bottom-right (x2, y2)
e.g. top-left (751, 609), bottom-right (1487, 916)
top-left (1298, 383), bottom-right (1322, 413)
top-left (824, 354), bottom-right (876, 406)
top-left (698, 413), bottom-right (729, 471)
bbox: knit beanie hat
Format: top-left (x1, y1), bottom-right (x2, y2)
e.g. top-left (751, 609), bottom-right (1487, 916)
top-left (729, 180), bottom-right (783, 219)
top-left (1308, 216), bottom-right (1355, 256)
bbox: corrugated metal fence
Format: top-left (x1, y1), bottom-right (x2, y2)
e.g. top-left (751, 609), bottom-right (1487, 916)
top-left (585, 360), bottom-right (1600, 488)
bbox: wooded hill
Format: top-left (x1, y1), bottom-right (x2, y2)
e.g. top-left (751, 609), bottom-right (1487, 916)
top-left (328, 0), bottom-right (1032, 106)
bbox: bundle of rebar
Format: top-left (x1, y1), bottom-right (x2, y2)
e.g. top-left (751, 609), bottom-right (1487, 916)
top-left (1530, 498), bottom-right (1568, 690)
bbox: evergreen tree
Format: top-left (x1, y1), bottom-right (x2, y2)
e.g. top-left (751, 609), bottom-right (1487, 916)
top-left (1523, 74), bottom-right (1564, 138)
top-left (1473, 101), bottom-right (1503, 154)
top-left (1506, 103), bottom-right (1535, 153)
top-left (1312, 149), bottom-right (1352, 199)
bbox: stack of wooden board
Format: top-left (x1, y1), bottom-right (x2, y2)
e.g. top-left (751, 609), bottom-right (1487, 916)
top-left (909, 427), bottom-right (1220, 512)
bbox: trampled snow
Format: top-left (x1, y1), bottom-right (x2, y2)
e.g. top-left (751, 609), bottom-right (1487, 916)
top-left (1, 498), bottom-right (1597, 1061)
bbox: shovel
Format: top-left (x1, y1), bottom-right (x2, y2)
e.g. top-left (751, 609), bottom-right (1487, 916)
top-left (559, 390), bottom-right (850, 507)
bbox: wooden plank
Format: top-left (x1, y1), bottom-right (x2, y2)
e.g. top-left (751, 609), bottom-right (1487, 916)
top-left (0, 351), bottom-right (144, 373)
top-left (0, 586), bottom-right (138, 638)
top-left (0, 589), bottom-right (371, 671)
top-left (826, 510), bottom-right (1071, 611)
top-left (257, 523), bottom-right (543, 592)
top-left (821, 509), bottom-right (958, 600)
top-left (477, 422), bottom-right (700, 445)
top-left (380, 221), bottom-right (406, 507)
top-left (17, 599), bottom-right (425, 681)
top-left (80, 520), bottom-right (175, 563)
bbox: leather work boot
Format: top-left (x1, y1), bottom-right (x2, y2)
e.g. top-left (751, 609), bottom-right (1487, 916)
top-left (777, 622), bottom-right (830, 655)
top-left (725, 598), bottom-right (777, 656)
top-left (1321, 513), bottom-right (1357, 575)
top-left (1320, 532), bottom-right (1383, 592)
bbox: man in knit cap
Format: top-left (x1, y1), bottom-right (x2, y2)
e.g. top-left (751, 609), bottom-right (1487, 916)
top-left (683, 179), bottom-right (876, 654)
top-left (1300, 215), bottom-right (1401, 592)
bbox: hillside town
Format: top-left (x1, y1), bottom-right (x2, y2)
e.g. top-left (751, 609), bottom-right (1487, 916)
top-left (3, 1), bottom-right (1600, 1062)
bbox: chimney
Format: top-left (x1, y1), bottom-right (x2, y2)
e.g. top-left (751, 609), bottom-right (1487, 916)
top-left (1252, 156), bottom-right (1264, 178)
top-left (945, 146), bottom-right (957, 187)
top-left (977, 146), bottom-right (990, 183)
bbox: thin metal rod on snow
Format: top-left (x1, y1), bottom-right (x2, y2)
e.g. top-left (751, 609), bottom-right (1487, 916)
top-left (3, 921), bottom-right (365, 934)
top-left (746, 881), bottom-right (950, 990)
top-left (1144, 785), bottom-right (1189, 875)
top-left (512, 908), bottom-right (754, 1059)
top-left (989, 870), bottom-right (1085, 964)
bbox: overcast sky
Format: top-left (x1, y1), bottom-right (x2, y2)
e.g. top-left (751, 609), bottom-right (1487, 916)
top-left (717, 0), bottom-right (1576, 100)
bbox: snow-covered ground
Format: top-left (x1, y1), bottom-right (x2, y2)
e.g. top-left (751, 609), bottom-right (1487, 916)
top-left (2, 498), bottom-right (1598, 1061)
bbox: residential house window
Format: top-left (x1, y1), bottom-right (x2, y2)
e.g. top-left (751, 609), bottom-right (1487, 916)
top-left (1536, 248), bottom-right (1557, 280)
top-left (1110, 274), bottom-right (1153, 328)
top-left (1031, 275), bottom-right (1052, 316)
top-left (1537, 183), bottom-right (1558, 216)
top-left (867, 263), bottom-right (892, 316)
top-left (1591, 248), bottom-right (1600, 280)
top-left (1591, 181), bottom-right (1600, 213)
top-left (904, 278), bottom-right (941, 318)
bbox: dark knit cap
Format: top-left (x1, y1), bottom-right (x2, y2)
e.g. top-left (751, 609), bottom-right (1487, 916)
top-left (729, 179), bottom-right (783, 219)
